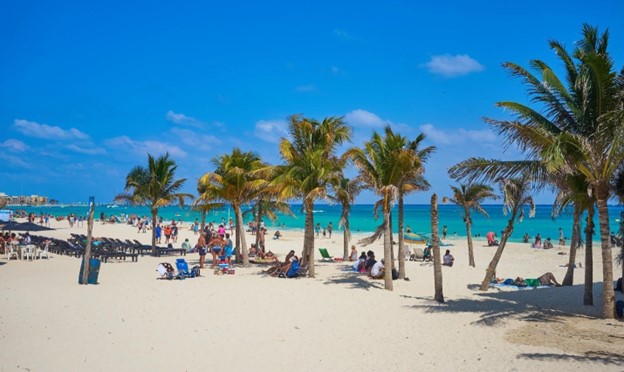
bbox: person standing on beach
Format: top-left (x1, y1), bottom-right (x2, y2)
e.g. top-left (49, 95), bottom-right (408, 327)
top-left (328, 222), bottom-right (333, 238)
top-left (171, 223), bottom-right (178, 243)
top-left (196, 233), bottom-right (207, 268)
top-left (155, 224), bottom-right (162, 244)
top-left (442, 225), bottom-right (448, 240)
top-left (315, 223), bottom-right (321, 238)
top-left (558, 228), bottom-right (565, 247)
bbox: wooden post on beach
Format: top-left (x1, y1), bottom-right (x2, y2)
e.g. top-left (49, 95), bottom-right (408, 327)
top-left (431, 194), bottom-right (444, 303)
top-left (80, 196), bottom-right (95, 285)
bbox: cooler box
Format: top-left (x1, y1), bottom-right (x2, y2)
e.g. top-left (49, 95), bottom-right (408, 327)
top-left (79, 258), bottom-right (101, 284)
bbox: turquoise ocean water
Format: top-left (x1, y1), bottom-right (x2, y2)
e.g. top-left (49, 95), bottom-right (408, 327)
top-left (10, 204), bottom-right (624, 243)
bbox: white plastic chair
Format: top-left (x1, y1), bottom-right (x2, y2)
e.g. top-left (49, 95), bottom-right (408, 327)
top-left (21, 245), bottom-right (34, 261)
top-left (6, 243), bottom-right (18, 260)
top-left (37, 242), bottom-right (51, 259)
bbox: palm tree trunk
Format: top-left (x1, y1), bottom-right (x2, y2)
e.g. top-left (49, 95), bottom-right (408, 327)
top-left (302, 199), bottom-right (315, 278)
top-left (397, 193), bottom-right (406, 279)
top-left (465, 209), bottom-right (475, 267)
top-left (431, 194), bottom-right (444, 302)
top-left (234, 204), bottom-right (249, 267)
top-left (151, 208), bottom-right (158, 256)
top-left (595, 193), bottom-right (615, 319)
top-left (342, 213), bottom-right (350, 261)
top-left (383, 196), bottom-right (393, 291)
top-left (563, 208), bottom-right (581, 286)
top-left (201, 210), bottom-right (206, 232)
top-left (584, 206), bottom-right (594, 306)
top-left (479, 214), bottom-right (516, 291)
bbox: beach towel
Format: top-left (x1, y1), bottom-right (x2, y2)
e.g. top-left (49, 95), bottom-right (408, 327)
top-left (489, 283), bottom-right (552, 291)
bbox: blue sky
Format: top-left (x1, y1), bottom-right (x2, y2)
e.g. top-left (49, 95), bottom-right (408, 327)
top-left (1, 0), bottom-right (622, 204)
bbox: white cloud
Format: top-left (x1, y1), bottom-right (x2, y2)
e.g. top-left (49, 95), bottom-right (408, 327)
top-left (0, 153), bottom-right (31, 168)
top-left (65, 144), bottom-right (107, 155)
top-left (344, 109), bottom-right (389, 128)
top-left (105, 136), bottom-right (187, 158)
top-left (419, 123), bottom-right (497, 145)
top-left (424, 54), bottom-right (484, 77)
top-left (254, 120), bottom-right (288, 143)
top-left (165, 111), bottom-right (204, 128)
top-left (0, 139), bottom-right (28, 152)
top-left (295, 85), bottom-right (316, 92)
top-left (170, 127), bottom-right (220, 149)
top-left (333, 29), bottom-right (351, 40)
top-left (13, 119), bottom-right (88, 140)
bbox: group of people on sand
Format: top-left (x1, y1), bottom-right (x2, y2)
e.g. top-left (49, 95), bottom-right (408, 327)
top-left (314, 222), bottom-right (333, 239)
top-left (194, 229), bottom-right (233, 269)
top-left (350, 247), bottom-right (386, 279)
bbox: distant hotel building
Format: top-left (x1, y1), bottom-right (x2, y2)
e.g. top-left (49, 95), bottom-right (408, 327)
top-left (0, 192), bottom-right (53, 206)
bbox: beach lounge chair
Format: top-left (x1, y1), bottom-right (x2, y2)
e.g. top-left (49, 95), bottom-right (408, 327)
top-left (411, 247), bottom-right (425, 261)
top-left (319, 248), bottom-right (342, 262)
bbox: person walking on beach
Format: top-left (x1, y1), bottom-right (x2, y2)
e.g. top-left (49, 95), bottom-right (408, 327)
top-left (328, 222), bottom-right (333, 238)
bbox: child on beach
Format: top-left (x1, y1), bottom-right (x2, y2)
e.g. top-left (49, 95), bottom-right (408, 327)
top-left (349, 245), bottom-right (358, 261)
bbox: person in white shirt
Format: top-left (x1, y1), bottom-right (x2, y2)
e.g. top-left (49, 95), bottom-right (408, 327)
top-left (442, 249), bottom-right (454, 267)
top-left (370, 259), bottom-right (385, 279)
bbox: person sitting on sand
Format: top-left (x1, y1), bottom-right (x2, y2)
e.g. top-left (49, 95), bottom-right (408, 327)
top-left (273, 230), bottom-right (282, 240)
top-left (353, 252), bottom-right (367, 272)
top-left (349, 245), bottom-right (358, 261)
top-left (531, 234), bottom-right (542, 249)
top-left (182, 238), bottom-right (193, 253)
top-left (442, 249), bottom-right (454, 267)
top-left (486, 231), bottom-right (499, 246)
top-left (370, 258), bottom-right (385, 279)
top-left (543, 237), bottom-right (554, 249)
top-left (515, 272), bottom-right (561, 287)
top-left (365, 251), bottom-right (376, 272)
top-left (423, 245), bottom-right (432, 262)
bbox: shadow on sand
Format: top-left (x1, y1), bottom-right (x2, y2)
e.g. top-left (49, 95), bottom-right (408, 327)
top-left (323, 265), bottom-right (384, 291)
top-left (517, 351), bottom-right (624, 366)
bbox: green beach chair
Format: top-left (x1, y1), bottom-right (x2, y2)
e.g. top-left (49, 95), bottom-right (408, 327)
top-left (318, 248), bottom-right (336, 262)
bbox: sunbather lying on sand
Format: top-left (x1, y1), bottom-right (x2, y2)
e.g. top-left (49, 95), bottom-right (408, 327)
top-left (494, 272), bottom-right (561, 287)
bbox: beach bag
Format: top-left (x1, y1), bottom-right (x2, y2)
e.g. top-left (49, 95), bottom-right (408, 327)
top-left (392, 268), bottom-right (399, 280)
top-left (190, 265), bottom-right (201, 278)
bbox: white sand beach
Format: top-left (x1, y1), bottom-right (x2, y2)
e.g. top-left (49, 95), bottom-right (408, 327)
top-left (1, 219), bottom-right (623, 371)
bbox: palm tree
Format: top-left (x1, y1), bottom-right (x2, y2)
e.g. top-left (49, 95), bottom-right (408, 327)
top-left (329, 174), bottom-right (363, 260)
top-left (115, 153), bottom-right (193, 256)
top-left (550, 174), bottom-right (594, 290)
top-left (396, 134), bottom-right (435, 279)
top-left (442, 183), bottom-right (498, 267)
top-left (349, 126), bottom-right (421, 290)
top-left (275, 115), bottom-right (352, 277)
top-left (480, 175), bottom-right (535, 291)
top-left (198, 149), bottom-right (266, 267)
top-left (450, 24), bottom-right (621, 318)
top-left (431, 194), bottom-right (444, 302)
top-left (245, 197), bottom-right (294, 249)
